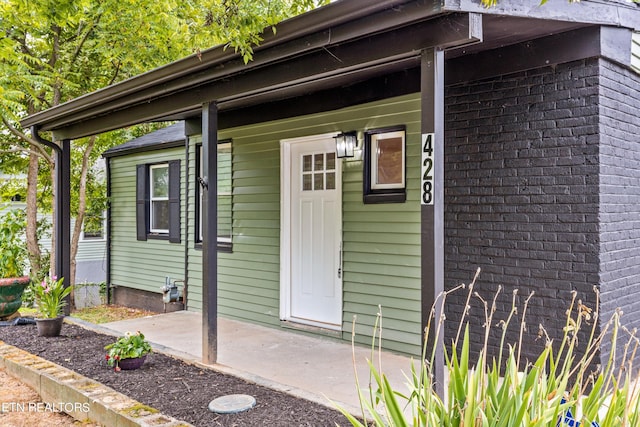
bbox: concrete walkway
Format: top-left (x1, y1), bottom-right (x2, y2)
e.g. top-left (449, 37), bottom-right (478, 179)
top-left (99, 311), bottom-right (416, 414)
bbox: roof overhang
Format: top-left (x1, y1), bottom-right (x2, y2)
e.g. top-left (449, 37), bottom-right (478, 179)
top-left (22, 1), bottom-right (468, 139)
top-left (446, 0), bottom-right (640, 31)
top-left (21, 0), bottom-right (640, 140)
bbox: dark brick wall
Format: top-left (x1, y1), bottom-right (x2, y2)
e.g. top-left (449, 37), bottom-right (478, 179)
top-left (598, 59), bottom-right (640, 366)
top-left (443, 58), bottom-right (602, 363)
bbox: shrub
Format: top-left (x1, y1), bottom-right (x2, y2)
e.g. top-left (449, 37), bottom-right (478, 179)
top-left (0, 208), bottom-right (28, 278)
top-left (337, 269), bottom-right (640, 427)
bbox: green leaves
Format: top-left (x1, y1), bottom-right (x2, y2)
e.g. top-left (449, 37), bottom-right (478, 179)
top-left (1, 0), bottom-right (328, 143)
top-left (30, 275), bottom-right (72, 318)
top-left (1, 0), bottom-right (328, 119)
top-left (194, 0), bottom-right (328, 63)
top-left (0, 0), bottom-right (327, 286)
top-left (104, 331), bottom-right (152, 368)
top-left (338, 273), bottom-right (640, 427)
top-left (0, 208), bottom-right (28, 278)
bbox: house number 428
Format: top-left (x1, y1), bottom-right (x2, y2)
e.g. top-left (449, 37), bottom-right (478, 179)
top-left (421, 133), bottom-right (435, 205)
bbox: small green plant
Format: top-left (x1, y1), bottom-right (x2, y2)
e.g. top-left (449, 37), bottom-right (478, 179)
top-left (0, 208), bottom-right (28, 278)
top-left (105, 331), bottom-right (152, 371)
top-left (337, 269), bottom-right (640, 427)
top-left (31, 275), bottom-right (72, 318)
top-left (98, 281), bottom-right (107, 303)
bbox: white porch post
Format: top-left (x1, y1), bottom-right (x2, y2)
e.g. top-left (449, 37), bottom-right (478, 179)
top-left (202, 102), bottom-right (218, 364)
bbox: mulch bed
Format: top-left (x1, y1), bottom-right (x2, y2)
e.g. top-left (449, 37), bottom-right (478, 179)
top-left (0, 323), bottom-right (354, 426)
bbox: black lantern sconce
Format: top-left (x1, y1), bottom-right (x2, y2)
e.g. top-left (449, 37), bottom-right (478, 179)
top-left (334, 131), bottom-right (357, 158)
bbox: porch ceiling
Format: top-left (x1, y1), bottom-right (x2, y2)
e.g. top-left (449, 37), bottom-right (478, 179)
top-left (20, 0), bottom-right (634, 140)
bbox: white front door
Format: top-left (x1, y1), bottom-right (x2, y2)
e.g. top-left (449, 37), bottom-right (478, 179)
top-left (281, 134), bottom-right (342, 329)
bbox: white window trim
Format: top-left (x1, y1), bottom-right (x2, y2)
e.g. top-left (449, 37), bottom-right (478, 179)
top-left (80, 211), bottom-right (107, 242)
top-left (150, 163), bottom-right (169, 233)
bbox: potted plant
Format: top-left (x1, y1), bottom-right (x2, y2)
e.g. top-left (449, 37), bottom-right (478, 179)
top-left (0, 209), bottom-right (31, 318)
top-left (31, 275), bottom-right (72, 336)
top-left (105, 331), bottom-right (152, 371)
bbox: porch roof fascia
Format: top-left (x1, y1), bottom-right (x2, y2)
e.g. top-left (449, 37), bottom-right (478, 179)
top-left (21, 0), bottom-right (445, 138)
top-left (21, 0), bottom-right (639, 140)
top-left (443, 0), bottom-right (640, 31)
top-left (42, 11), bottom-right (483, 139)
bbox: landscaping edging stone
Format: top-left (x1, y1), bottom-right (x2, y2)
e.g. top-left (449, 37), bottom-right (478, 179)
top-left (0, 341), bottom-right (193, 427)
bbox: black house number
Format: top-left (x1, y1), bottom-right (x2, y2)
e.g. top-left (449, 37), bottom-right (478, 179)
top-left (421, 133), bottom-right (435, 205)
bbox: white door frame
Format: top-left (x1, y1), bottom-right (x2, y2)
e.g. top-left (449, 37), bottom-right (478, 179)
top-left (280, 132), bottom-right (342, 329)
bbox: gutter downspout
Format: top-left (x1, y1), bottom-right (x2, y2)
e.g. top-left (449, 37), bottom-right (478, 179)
top-left (31, 126), bottom-right (71, 315)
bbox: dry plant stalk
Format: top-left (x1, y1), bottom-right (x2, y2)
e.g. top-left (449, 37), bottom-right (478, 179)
top-left (336, 268), bottom-right (640, 427)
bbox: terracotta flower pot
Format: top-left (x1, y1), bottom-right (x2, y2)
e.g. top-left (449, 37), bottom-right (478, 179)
top-left (35, 316), bottom-right (64, 337)
top-left (0, 276), bottom-right (31, 318)
top-left (117, 355), bottom-right (147, 370)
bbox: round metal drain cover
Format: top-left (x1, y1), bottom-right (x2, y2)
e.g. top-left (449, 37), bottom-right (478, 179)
top-left (208, 394), bottom-right (256, 414)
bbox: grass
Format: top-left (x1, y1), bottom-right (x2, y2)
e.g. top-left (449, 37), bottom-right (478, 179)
top-left (18, 304), bottom-right (156, 324)
top-left (72, 305), bottom-right (157, 324)
top-left (18, 306), bottom-right (38, 317)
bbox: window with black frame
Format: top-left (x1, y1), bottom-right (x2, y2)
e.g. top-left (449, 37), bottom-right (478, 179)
top-left (196, 141), bottom-right (232, 251)
top-left (363, 126), bottom-right (406, 204)
top-left (135, 160), bottom-right (181, 243)
top-left (149, 164), bottom-right (169, 233)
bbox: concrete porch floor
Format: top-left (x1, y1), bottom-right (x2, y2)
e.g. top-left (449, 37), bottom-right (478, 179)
top-left (98, 311), bottom-right (415, 414)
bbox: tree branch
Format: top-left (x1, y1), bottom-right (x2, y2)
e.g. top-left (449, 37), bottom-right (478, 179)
top-left (70, 15), bottom-right (102, 67)
top-left (1, 116), bottom-right (54, 163)
top-left (0, 147), bottom-right (46, 160)
top-left (49, 24), bottom-right (61, 69)
top-left (16, 34), bottom-right (37, 67)
top-left (108, 60), bottom-right (121, 85)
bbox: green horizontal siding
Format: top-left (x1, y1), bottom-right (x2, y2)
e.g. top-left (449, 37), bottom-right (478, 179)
top-left (74, 240), bottom-right (106, 262)
top-left (114, 94), bottom-right (424, 356)
top-left (341, 95), bottom-right (422, 355)
top-left (37, 217), bottom-right (107, 262)
top-left (185, 136), bottom-right (236, 313)
top-left (185, 93), bottom-right (423, 355)
top-left (109, 147), bottom-right (186, 294)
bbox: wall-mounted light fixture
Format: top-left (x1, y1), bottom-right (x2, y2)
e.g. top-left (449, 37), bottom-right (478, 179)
top-left (334, 131), bottom-right (357, 158)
